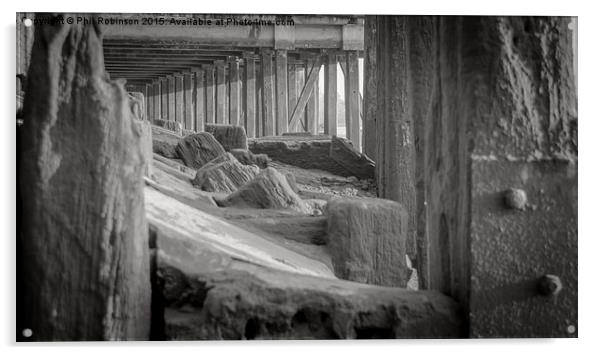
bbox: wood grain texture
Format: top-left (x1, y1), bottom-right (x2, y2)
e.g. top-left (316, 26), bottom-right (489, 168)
top-left (19, 18), bottom-right (150, 341)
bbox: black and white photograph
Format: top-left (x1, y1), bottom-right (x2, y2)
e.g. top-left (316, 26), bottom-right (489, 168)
top-left (5, 1), bottom-right (594, 350)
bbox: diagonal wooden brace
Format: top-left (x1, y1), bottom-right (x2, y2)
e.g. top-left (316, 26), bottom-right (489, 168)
top-left (288, 55), bottom-right (323, 128)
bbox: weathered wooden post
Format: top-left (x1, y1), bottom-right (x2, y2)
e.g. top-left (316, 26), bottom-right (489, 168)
top-left (18, 15), bottom-right (150, 341)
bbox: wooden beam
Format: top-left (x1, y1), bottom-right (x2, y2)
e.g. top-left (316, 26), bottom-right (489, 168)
top-left (146, 81), bottom-right (152, 120)
top-left (244, 54), bottom-right (256, 138)
top-left (305, 58), bottom-right (319, 134)
top-left (295, 65), bottom-right (306, 131)
top-left (145, 84), bottom-right (151, 120)
top-left (215, 61), bottom-right (227, 124)
top-left (345, 51), bottom-right (361, 147)
top-left (261, 51), bottom-right (275, 136)
top-left (152, 79), bottom-right (160, 120)
top-left (160, 77), bottom-right (168, 119)
top-left (287, 64), bottom-right (298, 132)
top-left (205, 65), bottom-right (216, 124)
top-left (339, 59), bottom-right (364, 116)
top-left (229, 57), bottom-right (241, 126)
top-left (103, 23), bottom-right (363, 50)
top-left (275, 50), bottom-right (288, 135)
top-left (362, 16), bottom-right (378, 159)
top-left (324, 53), bottom-right (337, 135)
top-left (193, 69), bottom-right (205, 132)
top-left (175, 74), bottom-right (184, 125)
top-left (256, 62), bottom-right (263, 136)
top-left (104, 60), bottom-right (219, 66)
top-left (183, 72), bottom-right (193, 130)
top-left (289, 56), bottom-right (322, 128)
top-left (167, 75), bottom-right (175, 120)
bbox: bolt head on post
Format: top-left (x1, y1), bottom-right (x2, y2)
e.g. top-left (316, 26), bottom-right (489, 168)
top-left (504, 188), bottom-right (528, 210)
top-left (537, 274), bottom-right (563, 297)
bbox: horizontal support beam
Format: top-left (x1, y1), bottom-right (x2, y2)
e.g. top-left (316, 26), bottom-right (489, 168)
top-left (103, 23), bottom-right (363, 50)
top-left (105, 64), bottom-right (216, 69)
top-left (104, 56), bottom-right (229, 62)
top-left (103, 48), bottom-right (243, 56)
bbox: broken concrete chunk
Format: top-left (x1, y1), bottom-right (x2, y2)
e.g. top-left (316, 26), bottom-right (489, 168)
top-left (329, 136), bottom-right (375, 179)
top-left (153, 119), bottom-right (183, 135)
top-left (230, 148), bottom-right (270, 168)
top-left (176, 132), bottom-right (226, 169)
top-left (248, 136), bottom-right (347, 175)
top-left (152, 126), bottom-right (181, 159)
top-left (325, 197), bottom-right (411, 287)
top-left (192, 153), bottom-right (260, 193)
top-left (282, 131), bottom-right (312, 137)
top-left (205, 123), bottom-right (248, 151)
top-left (305, 199), bottom-right (327, 216)
top-left (285, 172), bottom-right (299, 192)
top-left (153, 153), bottom-right (196, 177)
top-left (162, 267), bottom-right (462, 340)
top-left (218, 167), bottom-right (312, 214)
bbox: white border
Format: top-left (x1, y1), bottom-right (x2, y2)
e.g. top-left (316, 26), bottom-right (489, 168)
top-left (2, 1), bottom-right (598, 354)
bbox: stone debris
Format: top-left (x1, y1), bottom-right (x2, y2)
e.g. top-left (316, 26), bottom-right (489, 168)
top-left (153, 119), bottom-right (183, 135)
top-left (325, 197), bottom-right (411, 287)
top-left (205, 123), bottom-right (248, 151)
top-left (248, 136), bottom-right (351, 176)
top-left (148, 217), bottom-right (461, 340)
top-left (176, 132), bottom-right (227, 169)
top-left (230, 148), bottom-right (270, 168)
top-left (192, 153), bottom-right (260, 193)
top-left (217, 167), bottom-right (312, 214)
top-left (285, 172), bottom-right (299, 192)
top-left (249, 135), bottom-right (375, 179)
top-left (182, 129), bottom-right (195, 136)
top-left (152, 126), bottom-right (181, 159)
top-left (329, 136), bottom-right (375, 179)
top-left (282, 131), bottom-right (312, 136)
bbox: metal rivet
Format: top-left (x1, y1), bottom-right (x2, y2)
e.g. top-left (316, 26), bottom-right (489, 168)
top-left (23, 18), bottom-right (32, 27)
top-left (537, 274), bottom-right (563, 297)
top-left (504, 188), bottom-right (527, 210)
top-left (22, 328), bottom-right (32, 338)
